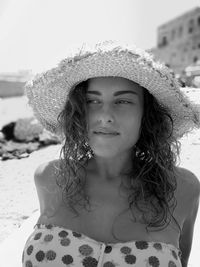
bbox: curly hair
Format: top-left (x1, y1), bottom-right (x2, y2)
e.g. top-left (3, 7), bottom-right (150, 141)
top-left (56, 78), bottom-right (181, 240)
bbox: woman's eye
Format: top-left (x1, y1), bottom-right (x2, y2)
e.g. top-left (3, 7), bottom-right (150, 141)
top-left (116, 100), bottom-right (133, 104)
top-left (86, 99), bottom-right (100, 104)
top-left (86, 99), bottom-right (133, 105)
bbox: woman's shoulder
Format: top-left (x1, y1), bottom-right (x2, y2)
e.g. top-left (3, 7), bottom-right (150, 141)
top-left (174, 166), bottom-right (200, 205)
top-left (175, 167), bottom-right (200, 264)
top-left (34, 159), bottom-right (61, 186)
top-left (34, 159), bottom-right (63, 217)
top-left (175, 166), bottom-right (200, 190)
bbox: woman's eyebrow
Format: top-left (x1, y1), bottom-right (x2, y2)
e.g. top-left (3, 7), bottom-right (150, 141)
top-left (87, 90), bottom-right (138, 96)
top-left (113, 90), bottom-right (138, 96)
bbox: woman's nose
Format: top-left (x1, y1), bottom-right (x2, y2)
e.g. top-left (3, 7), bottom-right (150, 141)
top-left (97, 105), bottom-right (115, 124)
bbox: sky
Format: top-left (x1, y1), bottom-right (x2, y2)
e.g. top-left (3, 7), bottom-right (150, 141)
top-left (0, 0), bottom-right (200, 74)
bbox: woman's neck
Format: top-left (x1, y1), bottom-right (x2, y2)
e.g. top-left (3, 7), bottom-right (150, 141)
top-left (86, 153), bottom-right (133, 187)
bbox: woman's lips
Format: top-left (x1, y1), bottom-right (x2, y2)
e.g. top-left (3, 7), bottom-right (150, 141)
top-left (93, 131), bottom-right (120, 137)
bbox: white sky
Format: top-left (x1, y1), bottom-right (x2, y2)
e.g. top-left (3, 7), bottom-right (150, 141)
top-left (0, 0), bottom-right (199, 74)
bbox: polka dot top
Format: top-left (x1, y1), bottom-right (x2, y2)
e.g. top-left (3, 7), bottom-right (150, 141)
top-left (22, 224), bottom-right (182, 267)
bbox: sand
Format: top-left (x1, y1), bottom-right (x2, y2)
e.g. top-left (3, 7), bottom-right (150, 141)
top-left (0, 89), bottom-right (200, 266)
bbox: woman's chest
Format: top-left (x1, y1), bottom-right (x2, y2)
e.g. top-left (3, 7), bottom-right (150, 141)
top-left (38, 173), bottom-right (189, 248)
top-left (39, 193), bottom-right (184, 249)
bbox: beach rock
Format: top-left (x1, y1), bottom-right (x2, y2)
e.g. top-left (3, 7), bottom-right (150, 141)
top-left (0, 132), bottom-right (6, 143)
top-left (14, 117), bottom-right (43, 141)
top-left (1, 122), bottom-right (16, 140)
top-left (0, 140), bottom-right (40, 160)
top-left (0, 117), bottom-right (61, 160)
top-left (13, 117), bottom-right (60, 144)
top-left (38, 129), bottom-right (60, 145)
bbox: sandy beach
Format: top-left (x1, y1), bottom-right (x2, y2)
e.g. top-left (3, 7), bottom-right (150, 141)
top-left (0, 89), bottom-right (200, 266)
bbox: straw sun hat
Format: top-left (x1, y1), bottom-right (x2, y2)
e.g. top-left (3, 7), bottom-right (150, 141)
top-left (25, 40), bottom-right (200, 140)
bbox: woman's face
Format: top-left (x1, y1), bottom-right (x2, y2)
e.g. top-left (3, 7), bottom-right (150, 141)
top-left (86, 77), bottom-right (144, 158)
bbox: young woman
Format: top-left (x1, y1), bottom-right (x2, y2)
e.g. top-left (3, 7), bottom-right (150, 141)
top-left (23, 41), bottom-right (200, 267)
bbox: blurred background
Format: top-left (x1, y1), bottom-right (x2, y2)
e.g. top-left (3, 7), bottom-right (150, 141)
top-left (0, 1), bottom-right (200, 266)
top-left (1, 0), bottom-right (200, 149)
top-left (0, 0), bottom-right (200, 90)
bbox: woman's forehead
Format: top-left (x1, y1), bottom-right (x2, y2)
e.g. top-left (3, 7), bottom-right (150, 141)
top-left (87, 77), bottom-right (143, 96)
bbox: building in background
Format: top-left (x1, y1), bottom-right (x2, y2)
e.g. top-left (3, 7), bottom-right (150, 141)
top-left (150, 7), bottom-right (200, 75)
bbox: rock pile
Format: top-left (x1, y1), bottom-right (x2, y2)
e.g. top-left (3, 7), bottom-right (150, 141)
top-left (0, 117), bottom-right (60, 160)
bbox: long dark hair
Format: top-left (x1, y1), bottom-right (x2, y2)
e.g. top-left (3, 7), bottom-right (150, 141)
top-left (56, 78), bottom-right (181, 240)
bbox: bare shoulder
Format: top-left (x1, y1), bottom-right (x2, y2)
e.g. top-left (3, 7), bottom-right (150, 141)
top-left (34, 159), bottom-right (63, 216)
top-left (174, 166), bottom-right (200, 220)
top-left (175, 167), bottom-right (200, 266)
top-left (175, 166), bottom-right (200, 196)
top-left (34, 159), bottom-right (61, 186)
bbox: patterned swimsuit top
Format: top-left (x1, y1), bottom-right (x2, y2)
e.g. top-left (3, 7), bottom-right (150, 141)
top-left (22, 224), bottom-right (182, 267)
